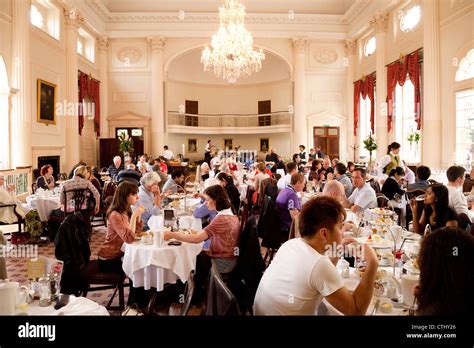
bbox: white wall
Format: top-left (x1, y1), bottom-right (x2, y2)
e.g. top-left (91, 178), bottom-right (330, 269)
top-left (165, 133), bottom-right (291, 162)
top-left (166, 80), bottom-right (292, 115)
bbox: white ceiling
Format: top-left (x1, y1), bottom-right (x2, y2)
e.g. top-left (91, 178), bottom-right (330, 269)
top-left (101, 0), bottom-right (355, 15)
top-left (167, 49), bottom-right (291, 85)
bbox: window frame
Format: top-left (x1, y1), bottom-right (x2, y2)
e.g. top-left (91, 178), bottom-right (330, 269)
top-left (364, 36), bottom-right (376, 57)
top-left (399, 5), bottom-right (421, 33)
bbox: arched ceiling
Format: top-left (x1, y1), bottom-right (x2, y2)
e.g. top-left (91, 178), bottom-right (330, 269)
top-left (101, 0), bottom-right (355, 15)
top-left (166, 49), bottom-right (291, 85)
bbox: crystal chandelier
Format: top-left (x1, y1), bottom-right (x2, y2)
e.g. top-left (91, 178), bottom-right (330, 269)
top-left (201, 0), bottom-right (265, 84)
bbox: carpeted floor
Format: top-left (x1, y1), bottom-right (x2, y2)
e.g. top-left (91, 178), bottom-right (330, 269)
top-left (4, 226), bottom-right (127, 311)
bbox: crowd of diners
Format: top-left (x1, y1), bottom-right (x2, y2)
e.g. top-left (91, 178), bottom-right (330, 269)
top-left (1, 141), bottom-right (473, 316)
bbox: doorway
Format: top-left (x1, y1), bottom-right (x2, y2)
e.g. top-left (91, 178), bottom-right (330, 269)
top-left (313, 126), bottom-right (340, 159)
top-left (258, 100), bottom-right (271, 126)
top-left (185, 100), bottom-right (198, 127)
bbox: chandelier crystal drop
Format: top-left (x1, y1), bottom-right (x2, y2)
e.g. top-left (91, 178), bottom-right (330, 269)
top-left (201, 0), bottom-right (265, 84)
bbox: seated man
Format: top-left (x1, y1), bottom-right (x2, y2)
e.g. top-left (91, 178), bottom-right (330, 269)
top-left (277, 162), bottom-right (297, 191)
top-left (254, 196), bottom-right (378, 315)
top-left (342, 168), bottom-right (377, 213)
top-left (107, 156), bottom-right (123, 181)
top-left (134, 172), bottom-right (161, 231)
top-left (446, 166), bottom-right (473, 223)
top-left (116, 163), bottom-right (142, 185)
top-left (162, 170), bottom-right (185, 195)
top-left (275, 173), bottom-right (305, 234)
top-left (407, 165), bottom-right (431, 191)
top-left (0, 174), bottom-right (27, 224)
top-left (334, 162), bottom-right (353, 197)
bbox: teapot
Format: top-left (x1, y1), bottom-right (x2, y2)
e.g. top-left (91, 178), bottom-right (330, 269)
top-left (0, 279), bottom-right (33, 314)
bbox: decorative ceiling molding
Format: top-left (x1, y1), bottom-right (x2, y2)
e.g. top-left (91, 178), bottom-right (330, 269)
top-left (369, 12), bottom-right (389, 33)
top-left (97, 37), bottom-right (108, 51)
top-left (313, 48), bottom-right (338, 64)
top-left (85, 0), bottom-right (350, 25)
top-left (292, 37), bottom-right (310, 54)
top-left (344, 39), bottom-right (357, 56)
top-left (343, 0), bottom-right (372, 23)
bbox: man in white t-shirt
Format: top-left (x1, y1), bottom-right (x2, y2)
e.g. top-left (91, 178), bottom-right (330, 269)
top-left (163, 145), bottom-right (174, 161)
top-left (343, 168), bottom-right (377, 213)
top-left (254, 196), bottom-right (378, 315)
top-left (277, 162), bottom-right (298, 190)
top-left (446, 166), bottom-right (473, 223)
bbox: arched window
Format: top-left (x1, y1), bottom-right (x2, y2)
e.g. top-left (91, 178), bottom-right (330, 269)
top-left (400, 5), bottom-right (421, 33)
top-left (454, 48), bottom-right (474, 165)
top-left (455, 48), bottom-right (474, 82)
top-left (30, 4), bottom-right (44, 29)
top-left (364, 36), bottom-right (376, 57)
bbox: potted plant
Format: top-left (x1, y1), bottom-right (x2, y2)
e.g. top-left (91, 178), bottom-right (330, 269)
top-left (118, 132), bottom-right (134, 157)
top-left (362, 132), bottom-right (378, 164)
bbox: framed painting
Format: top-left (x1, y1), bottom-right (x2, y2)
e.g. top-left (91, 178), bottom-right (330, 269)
top-left (188, 139), bottom-right (197, 153)
top-left (37, 79), bottom-right (57, 125)
top-left (223, 138), bottom-right (233, 150)
top-left (260, 138), bottom-right (269, 152)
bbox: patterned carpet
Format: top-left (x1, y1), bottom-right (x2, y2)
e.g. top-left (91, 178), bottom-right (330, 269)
top-left (4, 226), bottom-right (127, 312)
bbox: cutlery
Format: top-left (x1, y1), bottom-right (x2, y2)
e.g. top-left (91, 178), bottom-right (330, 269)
top-left (371, 299), bottom-right (380, 315)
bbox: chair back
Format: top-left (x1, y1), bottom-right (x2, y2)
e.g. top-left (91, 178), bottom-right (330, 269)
top-left (259, 195), bottom-right (284, 248)
top-left (103, 181), bottom-right (118, 199)
top-left (203, 264), bottom-right (241, 316)
top-left (63, 188), bottom-right (95, 216)
top-left (368, 178), bottom-right (381, 194)
top-left (376, 193), bottom-right (392, 209)
top-left (31, 182), bottom-right (37, 194)
top-left (180, 270), bottom-right (195, 316)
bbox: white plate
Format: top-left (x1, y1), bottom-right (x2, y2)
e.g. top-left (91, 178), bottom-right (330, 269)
top-left (402, 232), bottom-right (422, 241)
top-left (356, 236), bottom-right (393, 249)
top-left (369, 208), bottom-right (395, 216)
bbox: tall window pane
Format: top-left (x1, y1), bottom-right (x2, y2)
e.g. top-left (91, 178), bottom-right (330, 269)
top-left (455, 89), bottom-right (474, 165)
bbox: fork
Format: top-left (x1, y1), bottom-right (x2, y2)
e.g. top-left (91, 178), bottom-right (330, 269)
top-left (371, 299), bottom-right (380, 315)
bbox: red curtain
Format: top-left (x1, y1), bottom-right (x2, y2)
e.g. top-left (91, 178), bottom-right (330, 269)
top-left (386, 50), bottom-right (421, 132)
top-left (353, 74), bottom-right (375, 136)
top-left (78, 71), bottom-right (101, 136)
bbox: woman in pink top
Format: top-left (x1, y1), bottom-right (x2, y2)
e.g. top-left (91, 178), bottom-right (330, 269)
top-left (164, 184), bottom-right (240, 274)
top-left (98, 181), bottom-right (144, 273)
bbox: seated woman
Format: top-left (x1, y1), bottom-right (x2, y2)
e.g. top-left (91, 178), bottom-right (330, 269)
top-left (98, 181), bottom-right (144, 273)
top-left (216, 172), bottom-right (241, 215)
top-left (36, 165), bottom-right (55, 190)
top-left (410, 184), bottom-right (458, 235)
top-left (200, 162), bottom-right (211, 181)
top-left (415, 227), bottom-right (474, 316)
top-left (163, 185), bottom-right (240, 274)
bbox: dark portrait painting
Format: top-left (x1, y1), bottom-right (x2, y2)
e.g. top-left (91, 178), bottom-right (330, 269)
top-left (37, 79), bottom-right (56, 125)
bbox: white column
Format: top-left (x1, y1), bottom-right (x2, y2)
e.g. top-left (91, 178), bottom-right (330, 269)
top-left (98, 37), bottom-right (109, 139)
top-left (371, 12), bottom-right (389, 155)
top-left (11, 0), bottom-right (32, 168)
top-left (0, 88), bottom-right (18, 169)
top-left (344, 39), bottom-right (357, 163)
top-left (421, 0), bottom-right (441, 169)
top-left (64, 8), bottom-right (83, 170)
top-left (292, 37), bottom-right (309, 151)
top-left (148, 37), bottom-right (165, 158)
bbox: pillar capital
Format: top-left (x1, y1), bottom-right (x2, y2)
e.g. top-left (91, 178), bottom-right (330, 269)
top-left (148, 37), bottom-right (165, 51)
top-left (97, 37), bottom-right (109, 52)
top-left (292, 37), bottom-right (309, 54)
top-left (369, 12), bottom-right (389, 33)
top-left (344, 39), bottom-right (357, 56)
top-left (64, 7), bottom-right (84, 28)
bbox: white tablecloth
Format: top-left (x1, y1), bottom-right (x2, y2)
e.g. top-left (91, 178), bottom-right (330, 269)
top-left (121, 240), bottom-right (203, 291)
top-left (322, 266), bottom-right (405, 316)
top-left (18, 295), bottom-right (109, 316)
top-left (26, 195), bottom-right (61, 221)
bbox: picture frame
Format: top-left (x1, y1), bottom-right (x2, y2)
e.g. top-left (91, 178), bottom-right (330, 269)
top-left (187, 139), bottom-right (197, 153)
top-left (223, 138), bottom-right (233, 150)
top-left (37, 79), bottom-right (57, 125)
top-left (260, 138), bottom-right (269, 152)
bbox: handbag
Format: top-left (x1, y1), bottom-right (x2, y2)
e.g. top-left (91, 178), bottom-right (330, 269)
top-left (121, 303), bottom-right (145, 316)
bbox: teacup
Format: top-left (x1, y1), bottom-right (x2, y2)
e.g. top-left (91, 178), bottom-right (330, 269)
top-left (401, 273), bottom-right (419, 306)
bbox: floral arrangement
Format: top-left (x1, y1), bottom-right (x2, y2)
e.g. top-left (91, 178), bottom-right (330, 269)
top-left (407, 130), bottom-right (421, 145)
top-left (118, 133), bottom-right (134, 155)
top-left (362, 132), bottom-right (378, 163)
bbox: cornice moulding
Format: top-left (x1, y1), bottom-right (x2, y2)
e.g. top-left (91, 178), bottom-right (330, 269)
top-left (166, 77), bottom-right (291, 89)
